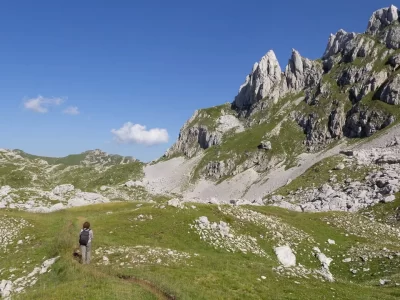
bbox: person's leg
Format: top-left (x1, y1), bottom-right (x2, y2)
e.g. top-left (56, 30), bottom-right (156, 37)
top-left (80, 245), bottom-right (87, 264)
top-left (86, 243), bottom-right (91, 264)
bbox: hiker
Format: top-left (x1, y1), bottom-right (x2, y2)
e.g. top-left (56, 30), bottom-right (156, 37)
top-left (79, 221), bottom-right (93, 264)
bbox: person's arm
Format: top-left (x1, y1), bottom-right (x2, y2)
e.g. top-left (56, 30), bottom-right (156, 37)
top-left (90, 230), bottom-right (94, 242)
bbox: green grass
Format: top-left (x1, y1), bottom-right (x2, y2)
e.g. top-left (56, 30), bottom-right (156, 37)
top-left (186, 103), bottom-right (235, 131)
top-left (2, 202), bottom-right (400, 299)
top-left (191, 93), bottom-right (307, 182)
top-left (0, 150), bottom-right (144, 195)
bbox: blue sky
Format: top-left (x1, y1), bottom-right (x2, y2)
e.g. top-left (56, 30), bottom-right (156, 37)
top-left (0, 0), bottom-right (392, 162)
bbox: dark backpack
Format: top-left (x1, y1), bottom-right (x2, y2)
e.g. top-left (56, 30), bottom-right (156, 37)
top-left (79, 229), bottom-right (90, 246)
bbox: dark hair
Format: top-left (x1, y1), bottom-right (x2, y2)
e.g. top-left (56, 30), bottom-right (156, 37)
top-left (83, 222), bottom-right (90, 229)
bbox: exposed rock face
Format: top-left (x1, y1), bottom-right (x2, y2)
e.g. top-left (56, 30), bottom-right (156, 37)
top-left (381, 26), bottom-right (400, 49)
top-left (165, 108), bottom-right (244, 158)
top-left (283, 49), bottom-right (323, 93)
top-left (233, 50), bottom-right (281, 109)
top-left (367, 5), bottom-right (399, 35)
top-left (323, 29), bottom-right (358, 59)
top-left (337, 64), bottom-right (373, 87)
top-left (167, 125), bottom-right (222, 158)
top-left (295, 113), bottom-right (330, 150)
top-left (379, 74), bottom-right (400, 104)
top-left (328, 108), bottom-right (345, 138)
top-left (389, 54), bottom-right (400, 69)
top-left (349, 71), bottom-right (388, 103)
top-left (344, 105), bottom-right (394, 138)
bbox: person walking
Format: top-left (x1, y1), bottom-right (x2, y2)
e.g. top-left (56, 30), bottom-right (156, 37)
top-left (79, 221), bottom-right (93, 264)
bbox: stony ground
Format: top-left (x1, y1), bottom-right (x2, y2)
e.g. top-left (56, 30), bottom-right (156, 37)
top-left (1, 201), bottom-right (399, 299)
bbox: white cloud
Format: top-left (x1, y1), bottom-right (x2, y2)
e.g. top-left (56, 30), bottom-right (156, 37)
top-left (111, 122), bottom-right (169, 146)
top-left (24, 95), bottom-right (64, 113)
top-left (63, 106), bottom-right (80, 115)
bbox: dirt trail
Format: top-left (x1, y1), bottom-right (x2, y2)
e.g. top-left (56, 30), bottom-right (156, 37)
top-left (68, 217), bottom-right (177, 300)
top-left (118, 275), bottom-right (176, 300)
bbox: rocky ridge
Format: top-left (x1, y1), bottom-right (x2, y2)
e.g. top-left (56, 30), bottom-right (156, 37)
top-left (163, 5), bottom-right (400, 184)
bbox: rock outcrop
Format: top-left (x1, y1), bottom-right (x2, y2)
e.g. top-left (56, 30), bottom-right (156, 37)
top-left (323, 29), bottom-right (358, 59)
top-left (344, 105), bottom-right (394, 138)
top-left (379, 74), bottom-right (400, 104)
top-left (367, 5), bottom-right (399, 36)
top-left (233, 50), bottom-right (282, 110)
top-left (283, 49), bottom-right (323, 93)
top-left (274, 246), bottom-right (296, 267)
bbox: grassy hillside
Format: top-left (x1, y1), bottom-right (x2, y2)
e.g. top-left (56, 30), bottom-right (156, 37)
top-left (0, 149), bottom-right (144, 192)
top-left (1, 200), bottom-right (400, 299)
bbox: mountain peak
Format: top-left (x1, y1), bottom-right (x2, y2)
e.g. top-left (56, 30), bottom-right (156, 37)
top-left (366, 5), bottom-right (399, 35)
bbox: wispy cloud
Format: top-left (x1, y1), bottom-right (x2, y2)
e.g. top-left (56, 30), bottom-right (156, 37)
top-left (63, 106), bottom-right (80, 115)
top-left (111, 122), bottom-right (169, 146)
top-left (24, 95), bottom-right (64, 113)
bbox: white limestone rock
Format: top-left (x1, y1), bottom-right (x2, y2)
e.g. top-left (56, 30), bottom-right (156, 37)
top-left (234, 50), bottom-right (282, 109)
top-left (217, 115), bottom-right (244, 133)
top-left (52, 184), bottom-right (75, 196)
top-left (323, 29), bottom-right (357, 59)
top-left (274, 246), bottom-right (296, 267)
top-left (258, 140), bottom-right (272, 150)
top-left (167, 198), bottom-right (184, 208)
top-left (0, 280), bottom-right (13, 298)
top-left (0, 186), bottom-right (12, 198)
top-left (124, 180), bottom-right (144, 188)
top-left (284, 49), bottom-right (323, 93)
top-left (68, 192), bottom-right (109, 207)
top-left (379, 74), bottom-right (400, 104)
top-left (313, 247), bottom-right (334, 282)
top-left (367, 5), bottom-right (399, 35)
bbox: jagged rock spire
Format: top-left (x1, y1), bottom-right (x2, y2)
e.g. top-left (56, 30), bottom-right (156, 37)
top-left (322, 29), bottom-right (357, 59)
top-left (367, 5), bottom-right (399, 35)
top-left (284, 49), bottom-right (323, 92)
top-left (233, 50), bottom-right (281, 109)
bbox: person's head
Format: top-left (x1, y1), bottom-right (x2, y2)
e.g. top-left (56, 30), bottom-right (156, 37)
top-left (83, 221), bottom-right (90, 229)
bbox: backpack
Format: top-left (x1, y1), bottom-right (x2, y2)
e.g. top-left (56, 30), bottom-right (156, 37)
top-left (79, 229), bottom-right (90, 246)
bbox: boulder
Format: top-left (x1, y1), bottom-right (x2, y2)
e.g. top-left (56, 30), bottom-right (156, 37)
top-left (167, 198), bottom-right (183, 208)
top-left (383, 195), bottom-right (396, 203)
top-left (0, 280), bottom-right (13, 298)
top-left (274, 246), bottom-right (296, 267)
top-left (258, 140), bottom-right (272, 150)
top-left (0, 186), bottom-right (11, 197)
top-left (334, 163), bottom-right (345, 170)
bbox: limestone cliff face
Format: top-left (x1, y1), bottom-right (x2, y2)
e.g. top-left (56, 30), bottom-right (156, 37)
top-left (233, 50), bottom-right (282, 110)
top-left (165, 109), bottom-right (244, 158)
top-left (233, 49), bottom-right (323, 111)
